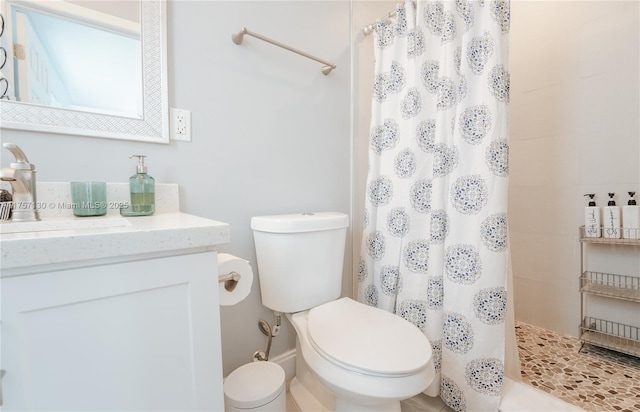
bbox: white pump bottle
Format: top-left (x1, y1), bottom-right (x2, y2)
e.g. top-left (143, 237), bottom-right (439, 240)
top-left (622, 191), bottom-right (640, 239)
top-left (584, 194), bottom-right (601, 238)
top-left (603, 193), bottom-right (621, 239)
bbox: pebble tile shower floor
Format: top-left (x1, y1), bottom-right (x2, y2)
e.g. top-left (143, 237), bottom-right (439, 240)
top-left (516, 321), bottom-right (640, 412)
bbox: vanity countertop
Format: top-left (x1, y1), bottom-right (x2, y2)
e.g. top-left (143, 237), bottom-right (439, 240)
top-left (0, 213), bottom-right (230, 272)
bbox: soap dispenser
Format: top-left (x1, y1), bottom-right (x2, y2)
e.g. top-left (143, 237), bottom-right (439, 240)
top-left (603, 192), bottom-right (621, 239)
top-left (622, 191), bottom-right (640, 239)
top-left (584, 194), bottom-right (601, 238)
top-left (124, 154), bottom-right (155, 216)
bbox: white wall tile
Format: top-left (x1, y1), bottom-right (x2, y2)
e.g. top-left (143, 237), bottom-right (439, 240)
top-left (510, 1), bottom-right (640, 338)
top-left (511, 85), bottom-right (577, 141)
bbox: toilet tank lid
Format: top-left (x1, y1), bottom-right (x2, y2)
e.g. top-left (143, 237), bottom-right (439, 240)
top-left (251, 212), bottom-right (349, 233)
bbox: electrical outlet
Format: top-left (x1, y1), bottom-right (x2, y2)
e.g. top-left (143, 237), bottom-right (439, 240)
top-left (170, 108), bottom-right (191, 141)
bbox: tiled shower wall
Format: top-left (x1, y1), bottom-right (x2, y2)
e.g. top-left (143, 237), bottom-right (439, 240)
top-left (508, 1), bottom-right (640, 336)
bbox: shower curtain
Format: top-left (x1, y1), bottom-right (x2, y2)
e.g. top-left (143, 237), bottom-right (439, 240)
top-left (357, 1), bottom-right (511, 411)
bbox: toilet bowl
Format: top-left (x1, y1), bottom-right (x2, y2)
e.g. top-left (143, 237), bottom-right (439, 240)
top-left (288, 298), bottom-right (435, 412)
top-left (251, 212), bottom-right (435, 412)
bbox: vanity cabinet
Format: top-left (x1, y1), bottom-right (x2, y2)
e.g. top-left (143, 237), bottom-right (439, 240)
top-left (0, 211), bottom-right (230, 411)
top-left (579, 226), bottom-right (640, 357)
top-left (2, 251), bottom-right (224, 411)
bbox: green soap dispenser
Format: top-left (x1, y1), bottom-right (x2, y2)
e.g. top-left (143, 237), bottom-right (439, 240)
top-left (123, 154), bottom-right (155, 216)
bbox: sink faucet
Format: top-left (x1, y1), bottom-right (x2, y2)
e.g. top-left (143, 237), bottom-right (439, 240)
top-left (1, 143), bottom-right (40, 221)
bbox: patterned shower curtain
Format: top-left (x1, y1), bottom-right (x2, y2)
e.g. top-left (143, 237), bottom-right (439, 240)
top-left (357, 1), bottom-right (510, 410)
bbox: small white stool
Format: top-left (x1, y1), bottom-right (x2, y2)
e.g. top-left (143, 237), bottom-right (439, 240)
top-left (224, 361), bottom-right (286, 412)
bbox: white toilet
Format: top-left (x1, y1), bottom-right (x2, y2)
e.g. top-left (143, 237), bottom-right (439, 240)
top-left (251, 212), bottom-right (435, 412)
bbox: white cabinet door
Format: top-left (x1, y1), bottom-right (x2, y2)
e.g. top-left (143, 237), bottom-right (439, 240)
top-left (2, 252), bottom-right (224, 411)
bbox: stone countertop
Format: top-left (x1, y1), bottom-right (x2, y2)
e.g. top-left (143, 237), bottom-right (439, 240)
top-left (0, 212), bottom-right (230, 272)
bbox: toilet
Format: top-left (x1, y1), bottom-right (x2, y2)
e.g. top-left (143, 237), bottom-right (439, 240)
top-left (223, 361), bottom-right (286, 412)
top-left (251, 212), bottom-right (435, 412)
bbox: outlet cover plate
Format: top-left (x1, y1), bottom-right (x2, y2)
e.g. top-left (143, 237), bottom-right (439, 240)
top-left (170, 108), bottom-right (191, 141)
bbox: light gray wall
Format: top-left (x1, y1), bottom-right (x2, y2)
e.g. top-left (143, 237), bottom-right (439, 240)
top-left (1, 0), bottom-right (351, 376)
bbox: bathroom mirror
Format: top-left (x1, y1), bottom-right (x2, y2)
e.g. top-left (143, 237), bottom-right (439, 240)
top-left (0, 0), bottom-right (169, 143)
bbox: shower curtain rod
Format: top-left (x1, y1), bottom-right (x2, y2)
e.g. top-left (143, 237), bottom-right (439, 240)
top-left (363, 10), bottom-right (397, 36)
top-left (363, 2), bottom-right (416, 36)
top-left (231, 27), bottom-right (336, 75)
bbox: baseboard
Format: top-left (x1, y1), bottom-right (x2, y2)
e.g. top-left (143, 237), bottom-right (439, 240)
top-left (269, 348), bottom-right (296, 384)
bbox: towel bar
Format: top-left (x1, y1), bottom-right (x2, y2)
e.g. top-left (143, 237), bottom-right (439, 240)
top-left (231, 27), bottom-right (336, 75)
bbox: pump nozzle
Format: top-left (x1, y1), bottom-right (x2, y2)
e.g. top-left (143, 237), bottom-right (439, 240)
top-left (584, 194), bottom-right (596, 206)
top-left (129, 154), bottom-right (147, 174)
top-left (608, 193), bottom-right (616, 206)
top-left (628, 192), bottom-right (637, 206)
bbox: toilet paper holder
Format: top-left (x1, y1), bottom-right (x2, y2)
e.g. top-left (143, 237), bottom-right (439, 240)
top-left (219, 271), bottom-right (241, 292)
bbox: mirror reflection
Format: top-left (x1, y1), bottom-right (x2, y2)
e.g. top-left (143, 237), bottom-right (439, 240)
top-left (1, 0), bottom-right (142, 118)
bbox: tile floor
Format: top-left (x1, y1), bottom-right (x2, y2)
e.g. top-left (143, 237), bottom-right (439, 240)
top-left (516, 321), bottom-right (640, 412)
top-left (287, 321), bottom-right (640, 412)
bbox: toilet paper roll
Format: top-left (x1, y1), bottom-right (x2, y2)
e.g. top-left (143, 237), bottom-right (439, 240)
top-left (218, 253), bottom-right (253, 306)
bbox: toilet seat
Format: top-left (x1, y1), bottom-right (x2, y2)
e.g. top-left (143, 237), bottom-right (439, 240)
top-left (307, 298), bottom-right (432, 377)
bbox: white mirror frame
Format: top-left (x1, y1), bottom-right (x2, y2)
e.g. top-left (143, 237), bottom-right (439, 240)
top-left (0, 0), bottom-right (169, 144)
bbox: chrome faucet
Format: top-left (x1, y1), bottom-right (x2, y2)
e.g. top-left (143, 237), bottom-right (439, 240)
top-left (1, 143), bottom-right (40, 221)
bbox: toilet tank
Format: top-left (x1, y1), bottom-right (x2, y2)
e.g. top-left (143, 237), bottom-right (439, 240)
top-left (251, 212), bottom-right (349, 313)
